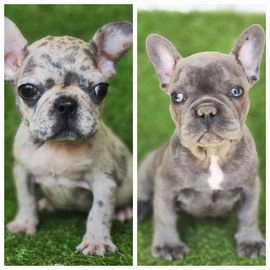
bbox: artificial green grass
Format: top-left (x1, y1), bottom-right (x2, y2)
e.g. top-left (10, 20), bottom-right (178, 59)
top-left (5, 5), bottom-right (132, 266)
top-left (138, 10), bottom-right (266, 266)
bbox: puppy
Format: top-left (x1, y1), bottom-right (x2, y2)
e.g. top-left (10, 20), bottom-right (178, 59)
top-left (5, 17), bottom-right (132, 256)
top-left (138, 25), bottom-right (265, 260)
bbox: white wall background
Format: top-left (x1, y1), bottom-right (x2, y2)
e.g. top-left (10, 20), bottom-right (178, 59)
top-left (137, 0), bottom-right (266, 13)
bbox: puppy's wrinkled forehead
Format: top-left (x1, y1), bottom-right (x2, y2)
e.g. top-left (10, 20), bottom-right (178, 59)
top-left (18, 36), bottom-right (104, 88)
top-left (171, 52), bottom-right (250, 93)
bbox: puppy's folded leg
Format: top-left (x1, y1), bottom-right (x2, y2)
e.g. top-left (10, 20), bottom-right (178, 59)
top-left (7, 162), bottom-right (38, 235)
top-left (235, 177), bottom-right (265, 258)
top-left (38, 198), bottom-right (56, 212)
top-left (76, 172), bottom-right (117, 256)
top-left (113, 206), bottom-right (132, 222)
top-left (152, 174), bottom-right (189, 261)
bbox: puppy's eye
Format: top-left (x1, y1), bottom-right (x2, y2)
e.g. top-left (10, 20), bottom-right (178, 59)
top-left (230, 86), bottom-right (244, 98)
top-left (93, 83), bottom-right (109, 100)
top-left (18, 84), bottom-right (39, 100)
top-left (171, 91), bottom-right (185, 103)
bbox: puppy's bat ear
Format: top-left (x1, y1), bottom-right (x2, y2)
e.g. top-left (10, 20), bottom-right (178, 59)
top-left (5, 17), bottom-right (27, 82)
top-left (231, 24), bottom-right (265, 85)
top-left (90, 21), bottom-right (132, 79)
top-left (146, 34), bottom-right (181, 91)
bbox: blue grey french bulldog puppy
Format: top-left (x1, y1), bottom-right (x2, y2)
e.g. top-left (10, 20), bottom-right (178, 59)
top-left (138, 24), bottom-right (265, 260)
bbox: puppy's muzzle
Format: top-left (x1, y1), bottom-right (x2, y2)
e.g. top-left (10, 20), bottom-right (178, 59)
top-left (52, 97), bottom-right (81, 141)
top-left (196, 103), bottom-right (218, 130)
top-left (55, 98), bottom-right (78, 119)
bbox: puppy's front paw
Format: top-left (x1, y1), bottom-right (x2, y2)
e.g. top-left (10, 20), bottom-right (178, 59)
top-left (237, 241), bottom-right (266, 258)
top-left (76, 235), bottom-right (117, 256)
top-left (152, 243), bottom-right (189, 261)
top-left (7, 217), bottom-right (38, 235)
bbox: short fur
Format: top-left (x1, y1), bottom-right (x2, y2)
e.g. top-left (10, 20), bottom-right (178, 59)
top-left (5, 17), bottom-right (132, 256)
top-left (138, 25), bottom-right (265, 260)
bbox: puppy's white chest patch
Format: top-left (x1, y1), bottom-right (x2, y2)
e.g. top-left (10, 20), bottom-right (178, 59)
top-left (207, 156), bottom-right (223, 190)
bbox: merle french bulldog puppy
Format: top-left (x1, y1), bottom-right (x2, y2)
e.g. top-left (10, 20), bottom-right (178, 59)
top-left (5, 17), bottom-right (132, 256)
top-left (138, 24), bottom-right (265, 260)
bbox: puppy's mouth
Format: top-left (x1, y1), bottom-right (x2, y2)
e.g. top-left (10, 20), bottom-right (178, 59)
top-left (52, 129), bottom-right (82, 142)
top-left (49, 97), bottom-right (97, 142)
top-left (50, 123), bottom-right (97, 142)
top-left (196, 131), bottom-right (224, 147)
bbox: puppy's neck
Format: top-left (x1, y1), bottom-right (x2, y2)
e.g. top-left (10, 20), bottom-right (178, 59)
top-left (189, 144), bottom-right (232, 162)
top-left (172, 130), bottom-right (235, 167)
top-left (45, 139), bottom-right (90, 149)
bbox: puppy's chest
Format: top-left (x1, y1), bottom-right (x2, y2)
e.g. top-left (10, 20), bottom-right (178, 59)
top-left (176, 187), bottom-right (242, 218)
top-left (23, 142), bottom-right (94, 180)
top-left (175, 156), bottom-right (243, 218)
top-left (22, 143), bottom-right (95, 210)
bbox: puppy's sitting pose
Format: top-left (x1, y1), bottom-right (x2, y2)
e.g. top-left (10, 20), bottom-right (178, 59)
top-left (5, 17), bottom-right (132, 256)
top-left (138, 25), bottom-right (265, 260)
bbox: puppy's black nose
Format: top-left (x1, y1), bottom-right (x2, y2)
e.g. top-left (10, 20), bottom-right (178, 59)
top-left (196, 103), bottom-right (218, 129)
top-left (55, 98), bottom-right (77, 118)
